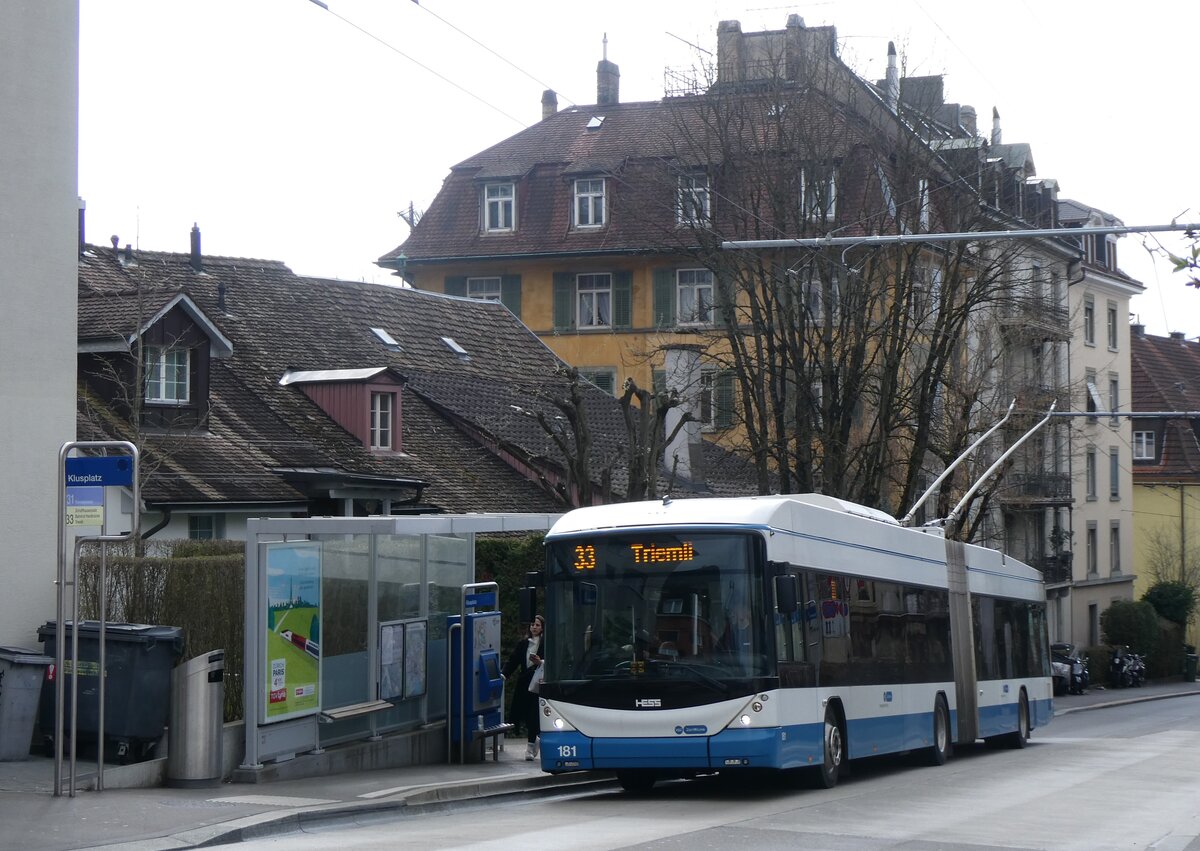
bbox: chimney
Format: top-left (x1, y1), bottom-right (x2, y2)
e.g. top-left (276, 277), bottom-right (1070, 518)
top-left (78, 198), bottom-right (86, 256)
top-left (110, 235), bottom-right (119, 258)
top-left (1131, 322), bottom-right (1145, 338)
top-left (662, 344), bottom-right (706, 483)
top-left (884, 42), bottom-right (899, 111)
top-left (190, 223), bottom-right (203, 272)
top-left (123, 244), bottom-right (134, 265)
top-left (991, 107), bottom-right (1002, 145)
top-left (597, 33), bottom-right (619, 106)
top-left (1170, 331), bottom-right (1187, 341)
top-left (541, 89), bottom-right (558, 120)
top-left (960, 104), bottom-right (977, 136)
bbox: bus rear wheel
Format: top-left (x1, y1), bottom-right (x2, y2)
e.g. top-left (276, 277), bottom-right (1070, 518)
top-left (812, 706), bottom-right (844, 789)
top-left (927, 695), bottom-right (952, 766)
top-left (616, 770), bottom-right (657, 794)
top-left (1005, 692), bottom-right (1030, 749)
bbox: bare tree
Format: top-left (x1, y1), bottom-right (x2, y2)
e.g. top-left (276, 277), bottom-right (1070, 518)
top-left (615, 35), bottom-right (1054, 534)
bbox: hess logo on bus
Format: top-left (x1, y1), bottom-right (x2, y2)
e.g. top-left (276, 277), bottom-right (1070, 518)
top-left (573, 542), bottom-right (696, 571)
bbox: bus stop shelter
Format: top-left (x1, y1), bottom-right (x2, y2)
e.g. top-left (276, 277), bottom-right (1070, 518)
top-left (240, 513), bottom-right (558, 770)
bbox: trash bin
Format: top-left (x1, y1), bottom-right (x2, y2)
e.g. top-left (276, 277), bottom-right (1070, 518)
top-left (0, 646), bottom-right (54, 760)
top-left (1186, 654), bottom-right (1198, 683)
top-left (167, 650), bottom-right (225, 787)
top-left (37, 621), bottom-right (184, 762)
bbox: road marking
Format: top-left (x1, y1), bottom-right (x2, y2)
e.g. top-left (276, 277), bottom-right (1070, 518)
top-left (208, 794), bottom-right (339, 807)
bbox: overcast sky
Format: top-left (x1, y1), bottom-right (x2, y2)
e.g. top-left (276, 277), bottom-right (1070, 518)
top-left (79, 0), bottom-right (1199, 336)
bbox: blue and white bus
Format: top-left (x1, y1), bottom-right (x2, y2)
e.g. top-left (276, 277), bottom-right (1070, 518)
top-left (534, 493), bottom-right (1052, 791)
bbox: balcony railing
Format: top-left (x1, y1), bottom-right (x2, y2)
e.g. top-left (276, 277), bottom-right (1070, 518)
top-left (998, 295), bottom-right (1070, 340)
top-left (1036, 552), bottom-right (1073, 585)
top-left (999, 471), bottom-right (1073, 503)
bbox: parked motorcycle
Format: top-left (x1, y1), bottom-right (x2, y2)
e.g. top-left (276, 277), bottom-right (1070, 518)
top-left (1109, 645), bottom-right (1135, 688)
top-left (1128, 651), bottom-right (1146, 687)
top-left (1051, 642), bottom-right (1089, 694)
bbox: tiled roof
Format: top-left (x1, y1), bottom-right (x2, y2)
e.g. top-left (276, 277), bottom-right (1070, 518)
top-left (78, 243), bottom-right (760, 511)
top-left (1130, 331), bottom-right (1200, 482)
top-left (380, 92), bottom-right (852, 265)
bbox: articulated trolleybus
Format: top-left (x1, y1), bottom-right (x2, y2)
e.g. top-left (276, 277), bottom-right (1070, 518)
top-left (535, 493), bottom-right (1051, 792)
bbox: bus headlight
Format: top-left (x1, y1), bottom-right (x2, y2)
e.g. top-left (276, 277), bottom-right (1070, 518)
top-left (739, 714), bottom-right (752, 726)
top-left (554, 717), bottom-right (564, 730)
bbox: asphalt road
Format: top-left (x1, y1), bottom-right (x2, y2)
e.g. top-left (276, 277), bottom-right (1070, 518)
top-left (223, 695), bottom-right (1200, 851)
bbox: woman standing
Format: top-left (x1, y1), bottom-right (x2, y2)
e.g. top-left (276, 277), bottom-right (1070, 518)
top-left (503, 614), bottom-right (544, 760)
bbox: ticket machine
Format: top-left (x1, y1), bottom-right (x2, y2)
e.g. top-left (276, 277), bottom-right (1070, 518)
top-left (447, 582), bottom-right (505, 759)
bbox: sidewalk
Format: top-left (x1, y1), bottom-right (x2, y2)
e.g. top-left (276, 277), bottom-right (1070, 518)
top-left (2, 681), bottom-right (1197, 851)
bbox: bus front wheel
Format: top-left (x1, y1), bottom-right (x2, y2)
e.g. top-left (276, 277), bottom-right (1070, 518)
top-left (813, 706), bottom-right (844, 789)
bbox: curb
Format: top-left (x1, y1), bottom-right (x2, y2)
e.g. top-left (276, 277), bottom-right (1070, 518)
top-left (1054, 688), bottom-right (1200, 717)
top-left (89, 770), bottom-right (615, 850)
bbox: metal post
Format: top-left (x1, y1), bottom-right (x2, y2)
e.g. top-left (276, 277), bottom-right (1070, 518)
top-left (446, 621), bottom-right (460, 765)
top-left (97, 542), bottom-right (106, 790)
top-left (54, 445), bottom-right (68, 796)
top-left (69, 539), bottom-right (81, 797)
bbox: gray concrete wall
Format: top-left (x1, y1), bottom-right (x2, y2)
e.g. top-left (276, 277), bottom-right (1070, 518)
top-left (0, 1), bottom-right (79, 648)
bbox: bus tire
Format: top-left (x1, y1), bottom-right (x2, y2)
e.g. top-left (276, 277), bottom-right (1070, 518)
top-left (927, 695), bottom-right (952, 766)
top-left (812, 705), bottom-right (844, 789)
top-left (616, 770), bottom-right (656, 794)
top-left (1005, 692), bottom-right (1030, 749)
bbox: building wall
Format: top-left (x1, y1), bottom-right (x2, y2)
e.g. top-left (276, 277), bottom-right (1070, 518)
top-left (0, 1), bottom-right (79, 647)
top-left (1065, 265), bottom-right (1138, 648)
top-left (1133, 482), bottom-right (1200, 651)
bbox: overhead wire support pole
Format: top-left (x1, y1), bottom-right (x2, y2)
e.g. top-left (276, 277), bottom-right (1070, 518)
top-left (720, 222), bottom-right (1200, 252)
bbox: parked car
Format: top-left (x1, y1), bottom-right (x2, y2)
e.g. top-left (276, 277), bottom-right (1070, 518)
top-left (1051, 642), bottom-right (1089, 694)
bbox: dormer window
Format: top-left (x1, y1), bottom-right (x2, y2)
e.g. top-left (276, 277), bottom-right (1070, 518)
top-left (800, 166), bottom-right (838, 222)
top-left (484, 183), bottom-right (515, 232)
top-left (370, 391), bottom-right (394, 450)
top-left (678, 173), bottom-right (711, 226)
top-left (144, 346), bottom-right (190, 403)
top-left (574, 178), bottom-right (606, 228)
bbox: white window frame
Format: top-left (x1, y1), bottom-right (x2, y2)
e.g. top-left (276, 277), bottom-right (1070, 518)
top-left (678, 173), bottom-right (711, 226)
top-left (1109, 522), bottom-right (1121, 574)
top-left (484, 183), bottom-right (515, 232)
top-left (1107, 301), bottom-right (1119, 350)
top-left (1086, 523), bottom-right (1098, 575)
top-left (576, 273), bottom-right (612, 328)
top-left (467, 276), bottom-right (502, 301)
top-left (801, 166), bottom-right (838, 222)
top-left (1083, 295), bottom-right (1095, 346)
top-left (1109, 447), bottom-right (1120, 499)
top-left (1108, 374), bottom-right (1120, 425)
top-left (1133, 430), bottom-right (1155, 460)
top-left (574, 178), bottom-right (606, 228)
top-left (144, 346), bottom-right (190, 403)
top-left (1085, 447), bottom-right (1097, 500)
top-left (1085, 371), bottom-right (1101, 418)
top-left (676, 268), bottom-right (714, 326)
top-left (370, 391), bottom-right (394, 450)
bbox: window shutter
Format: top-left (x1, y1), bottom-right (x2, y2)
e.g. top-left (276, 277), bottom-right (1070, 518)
top-left (553, 273), bottom-right (575, 331)
top-left (653, 268), bottom-right (675, 328)
top-left (612, 270), bottom-right (632, 329)
top-left (500, 274), bottom-right (522, 318)
top-left (444, 276), bottom-right (467, 297)
top-left (714, 370), bottom-right (736, 429)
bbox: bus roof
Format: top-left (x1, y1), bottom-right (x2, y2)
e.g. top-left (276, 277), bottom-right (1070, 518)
top-left (546, 494), bottom-right (1044, 601)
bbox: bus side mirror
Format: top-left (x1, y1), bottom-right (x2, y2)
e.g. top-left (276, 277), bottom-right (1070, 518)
top-left (519, 586), bottom-right (538, 624)
top-left (774, 574), bottom-right (798, 615)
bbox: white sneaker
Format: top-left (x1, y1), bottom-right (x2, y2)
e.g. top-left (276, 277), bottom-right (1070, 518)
top-left (525, 742), bottom-right (536, 761)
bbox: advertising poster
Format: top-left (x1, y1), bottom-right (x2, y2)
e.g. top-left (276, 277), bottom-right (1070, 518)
top-left (264, 541), bottom-right (322, 723)
top-left (379, 621), bottom-right (405, 701)
top-left (404, 620), bottom-right (427, 699)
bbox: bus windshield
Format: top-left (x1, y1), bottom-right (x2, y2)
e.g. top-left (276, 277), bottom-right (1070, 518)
top-left (543, 532), bottom-right (768, 686)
